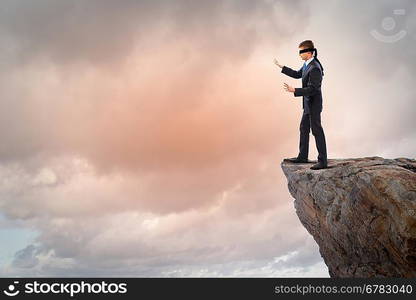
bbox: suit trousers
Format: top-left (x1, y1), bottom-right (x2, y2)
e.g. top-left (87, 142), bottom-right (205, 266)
top-left (298, 111), bottom-right (327, 163)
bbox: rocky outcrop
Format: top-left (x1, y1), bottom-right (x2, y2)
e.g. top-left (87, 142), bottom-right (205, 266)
top-left (281, 156), bottom-right (416, 277)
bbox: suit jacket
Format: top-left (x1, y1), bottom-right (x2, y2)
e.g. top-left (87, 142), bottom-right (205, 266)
top-left (281, 59), bottom-right (323, 114)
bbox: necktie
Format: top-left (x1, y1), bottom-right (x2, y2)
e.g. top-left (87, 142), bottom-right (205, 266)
top-left (302, 62), bottom-right (307, 74)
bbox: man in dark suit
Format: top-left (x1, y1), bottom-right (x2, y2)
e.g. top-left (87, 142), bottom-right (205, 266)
top-left (274, 40), bottom-right (328, 170)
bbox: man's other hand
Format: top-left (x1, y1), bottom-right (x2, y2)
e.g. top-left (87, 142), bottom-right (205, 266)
top-left (273, 58), bottom-right (283, 69)
top-left (283, 83), bottom-right (295, 93)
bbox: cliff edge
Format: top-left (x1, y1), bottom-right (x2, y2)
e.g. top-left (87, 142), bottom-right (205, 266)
top-left (281, 156), bottom-right (416, 277)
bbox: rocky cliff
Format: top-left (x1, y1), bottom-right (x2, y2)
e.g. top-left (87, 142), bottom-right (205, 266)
top-left (281, 156), bottom-right (416, 277)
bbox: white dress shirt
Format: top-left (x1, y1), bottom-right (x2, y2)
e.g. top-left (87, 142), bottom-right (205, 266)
top-left (305, 56), bottom-right (314, 67)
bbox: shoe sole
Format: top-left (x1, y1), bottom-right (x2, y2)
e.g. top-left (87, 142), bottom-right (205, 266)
top-left (283, 158), bottom-right (309, 163)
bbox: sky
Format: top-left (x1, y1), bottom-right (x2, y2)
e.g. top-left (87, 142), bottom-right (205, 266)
top-left (0, 0), bottom-right (415, 277)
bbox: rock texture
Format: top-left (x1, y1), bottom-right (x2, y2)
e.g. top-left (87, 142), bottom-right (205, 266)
top-left (281, 156), bottom-right (416, 277)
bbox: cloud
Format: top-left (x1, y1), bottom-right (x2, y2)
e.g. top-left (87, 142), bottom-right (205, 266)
top-left (12, 244), bottom-right (39, 269)
top-left (0, 0), bottom-right (309, 68)
top-left (4, 204), bottom-right (321, 276)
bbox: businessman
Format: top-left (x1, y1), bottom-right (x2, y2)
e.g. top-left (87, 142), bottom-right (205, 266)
top-left (274, 40), bottom-right (328, 170)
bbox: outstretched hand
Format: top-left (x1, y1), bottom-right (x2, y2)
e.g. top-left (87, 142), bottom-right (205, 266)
top-left (283, 83), bottom-right (295, 93)
top-left (273, 58), bottom-right (283, 69)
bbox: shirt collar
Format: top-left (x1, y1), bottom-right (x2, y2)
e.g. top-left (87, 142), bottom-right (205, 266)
top-left (305, 56), bottom-right (314, 67)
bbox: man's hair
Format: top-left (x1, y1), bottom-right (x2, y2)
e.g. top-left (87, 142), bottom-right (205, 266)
top-left (299, 40), bottom-right (324, 75)
top-left (298, 40), bottom-right (314, 51)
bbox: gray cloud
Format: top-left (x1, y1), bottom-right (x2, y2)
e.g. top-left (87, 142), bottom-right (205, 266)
top-left (0, 0), bottom-right (308, 69)
top-left (12, 244), bottom-right (39, 268)
top-left (3, 210), bottom-right (323, 276)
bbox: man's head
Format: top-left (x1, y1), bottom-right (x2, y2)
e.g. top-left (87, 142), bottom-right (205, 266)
top-left (298, 40), bottom-right (315, 61)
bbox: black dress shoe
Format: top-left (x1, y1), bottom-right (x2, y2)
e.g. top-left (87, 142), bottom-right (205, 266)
top-left (283, 157), bottom-right (309, 163)
top-left (310, 161), bottom-right (328, 170)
